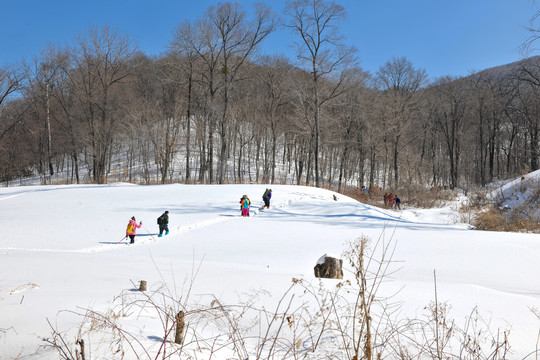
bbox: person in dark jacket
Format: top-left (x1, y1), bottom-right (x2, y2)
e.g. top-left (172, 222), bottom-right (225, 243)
top-left (262, 188), bottom-right (272, 209)
top-left (158, 211), bottom-right (169, 237)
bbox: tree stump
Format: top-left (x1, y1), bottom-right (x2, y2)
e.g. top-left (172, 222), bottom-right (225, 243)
top-left (138, 280), bottom-right (147, 291)
top-left (314, 255), bottom-right (343, 279)
top-left (175, 311), bottom-right (185, 345)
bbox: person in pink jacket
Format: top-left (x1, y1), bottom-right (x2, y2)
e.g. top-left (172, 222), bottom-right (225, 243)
top-left (126, 216), bottom-right (142, 244)
top-left (240, 195), bottom-right (250, 217)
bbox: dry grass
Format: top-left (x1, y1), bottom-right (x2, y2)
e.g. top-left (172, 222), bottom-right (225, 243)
top-left (472, 205), bottom-right (540, 233)
top-left (471, 178), bottom-right (540, 233)
top-left (338, 185), bottom-right (457, 210)
top-left (401, 186), bottom-right (457, 208)
top-left (472, 208), bottom-right (506, 231)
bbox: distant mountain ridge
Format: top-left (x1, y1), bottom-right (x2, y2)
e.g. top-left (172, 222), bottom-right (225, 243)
top-left (472, 55), bottom-right (540, 78)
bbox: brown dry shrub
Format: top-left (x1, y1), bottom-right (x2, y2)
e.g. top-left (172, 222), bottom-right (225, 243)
top-left (473, 208), bottom-right (506, 231)
top-left (507, 216), bottom-right (540, 232)
top-left (472, 206), bottom-right (540, 233)
top-left (404, 186), bottom-right (456, 208)
top-left (338, 185), bottom-right (458, 209)
top-left (467, 190), bottom-right (491, 209)
top-left (506, 205), bottom-right (540, 233)
top-left (340, 187), bottom-right (381, 206)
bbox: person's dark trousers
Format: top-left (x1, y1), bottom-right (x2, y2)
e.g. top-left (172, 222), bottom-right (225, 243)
top-left (264, 198), bottom-right (270, 208)
top-left (159, 224), bottom-right (169, 235)
top-left (129, 235), bottom-right (135, 244)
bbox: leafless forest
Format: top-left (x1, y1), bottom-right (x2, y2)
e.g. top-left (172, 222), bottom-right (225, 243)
top-left (1, 1), bottom-right (539, 193)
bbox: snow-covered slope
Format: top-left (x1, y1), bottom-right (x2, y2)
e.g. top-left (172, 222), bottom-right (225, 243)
top-left (490, 169), bottom-right (540, 218)
top-left (0, 184), bottom-right (539, 359)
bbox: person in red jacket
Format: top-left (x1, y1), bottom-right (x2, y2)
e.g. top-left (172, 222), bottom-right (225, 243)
top-left (126, 216), bottom-right (142, 244)
top-left (389, 193), bottom-right (396, 208)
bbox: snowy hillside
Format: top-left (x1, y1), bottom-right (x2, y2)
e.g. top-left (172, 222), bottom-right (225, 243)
top-left (490, 169), bottom-right (540, 218)
top-left (0, 184), bottom-right (539, 359)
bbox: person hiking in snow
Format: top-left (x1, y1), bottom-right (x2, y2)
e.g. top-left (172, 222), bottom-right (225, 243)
top-left (126, 216), bottom-right (142, 244)
top-left (361, 185), bottom-right (368, 195)
top-left (359, 185), bottom-right (369, 200)
top-left (262, 188), bottom-right (272, 209)
top-left (157, 211), bottom-right (169, 237)
top-left (240, 195), bottom-right (251, 217)
top-left (394, 195), bottom-right (401, 210)
top-left (389, 193), bottom-right (396, 208)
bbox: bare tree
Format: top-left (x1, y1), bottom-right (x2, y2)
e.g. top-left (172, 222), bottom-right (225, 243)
top-left (0, 64), bottom-right (24, 141)
top-left (71, 26), bottom-right (136, 184)
top-left (172, 3), bottom-right (277, 184)
top-left (521, 10), bottom-right (540, 56)
top-left (285, 0), bottom-right (357, 187)
top-left (467, 72), bottom-right (515, 185)
top-left (169, 23), bottom-right (202, 183)
top-left (375, 56), bottom-right (427, 188)
top-left (256, 55), bottom-right (294, 183)
top-left (172, 16), bottom-right (221, 183)
top-left (325, 69), bottom-right (369, 192)
top-left (25, 46), bottom-right (72, 180)
top-left (0, 65), bottom-right (27, 184)
top-left (154, 57), bottom-right (184, 184)
top-left (515, 60), bottom-right (540, 172)
top-left (289, 73), bottom-right (317, 184)
top-left (0, 99), bottom-right (30, 184)
top-left (47, 46), bottom-right (84, 184)
top-left (212, 2), bottom-right (277, 184)
top-left (430, 77), bottom-right (471, 188)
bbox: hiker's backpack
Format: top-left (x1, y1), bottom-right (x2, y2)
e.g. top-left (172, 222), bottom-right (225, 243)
top-left (157, 215), bottom-right (163, 225)
top-left (126, 222), bottom-right (134, 234)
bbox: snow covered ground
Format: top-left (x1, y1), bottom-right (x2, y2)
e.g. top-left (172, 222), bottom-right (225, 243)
top-left (0, 183), bottom-right (539, 359)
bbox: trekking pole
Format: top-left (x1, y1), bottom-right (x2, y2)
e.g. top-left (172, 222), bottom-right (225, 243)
top-left (142, 223), bottom-right (158, 242)
top-left (116, 235), bottom-right (128, 244)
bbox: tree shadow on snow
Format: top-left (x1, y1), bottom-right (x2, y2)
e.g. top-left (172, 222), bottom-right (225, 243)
top-left (258, 202), bottom-right (465, 232)
top-left (148, 335), bottom-right (164, 342)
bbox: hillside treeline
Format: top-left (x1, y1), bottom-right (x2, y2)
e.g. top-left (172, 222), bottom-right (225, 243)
top-left (0, 1), bottom-right (538, 191)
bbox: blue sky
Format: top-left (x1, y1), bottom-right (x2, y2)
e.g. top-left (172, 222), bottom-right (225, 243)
top-left (1, 0), bottom-right (537, 79)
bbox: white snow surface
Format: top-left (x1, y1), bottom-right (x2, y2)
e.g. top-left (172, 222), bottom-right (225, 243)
top-left (0, 183), bottom-right (539, 359)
